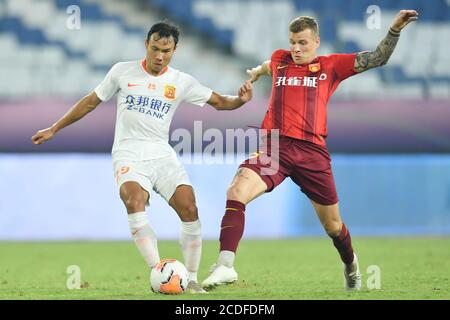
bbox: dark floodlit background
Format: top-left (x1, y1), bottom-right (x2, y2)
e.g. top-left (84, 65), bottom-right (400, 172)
top-left (1, 0), bottom-right (449, 240)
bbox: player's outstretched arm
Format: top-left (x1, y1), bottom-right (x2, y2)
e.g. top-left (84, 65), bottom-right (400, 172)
top-left (247, 60), bottom-right (271, 83)
top-left (31, 91), bottom-right (102, 145)
top-left (354, 10), bottom-right (418, 73)
top-left (207, 80), bottom-right (253, 111)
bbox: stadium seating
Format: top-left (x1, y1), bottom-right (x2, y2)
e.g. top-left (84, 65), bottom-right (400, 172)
top-left (0, 0), bottom-right (246, 98)
top-left (0, 0), bottom-right (449, 98)
top-left (152, 0), bottom-right (450, 98)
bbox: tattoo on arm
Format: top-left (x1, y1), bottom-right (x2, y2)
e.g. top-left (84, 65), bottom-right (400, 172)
top-left (354, 30), bottom-right (400, 73)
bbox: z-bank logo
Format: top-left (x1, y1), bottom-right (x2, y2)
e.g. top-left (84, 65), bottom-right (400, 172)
top-left (125, 95), bottom-right (172, 120)
top-left (275, 73), bottom-right (327, 88)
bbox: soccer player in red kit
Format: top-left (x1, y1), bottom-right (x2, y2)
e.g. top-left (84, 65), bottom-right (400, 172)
top-left (202, 10), bottom-right (418, 291)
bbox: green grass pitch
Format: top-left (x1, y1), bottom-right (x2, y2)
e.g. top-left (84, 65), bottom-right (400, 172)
top-left (0, 237), bottom-right (449, 300)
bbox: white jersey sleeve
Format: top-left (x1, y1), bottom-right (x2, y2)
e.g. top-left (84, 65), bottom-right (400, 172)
top-left (95, 63), bottom-right (121, 102)
top-left (183, 74), bottom-right (213, 107)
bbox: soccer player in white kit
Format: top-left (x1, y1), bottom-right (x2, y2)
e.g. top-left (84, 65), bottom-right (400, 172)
top-left (31, 22), bottom-right (253, 294)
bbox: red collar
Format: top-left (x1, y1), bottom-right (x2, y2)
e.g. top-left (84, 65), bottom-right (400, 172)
top-left (293, 56), bottom-right (320, 67)
top-left (141, 59), bottom-right (169, 76)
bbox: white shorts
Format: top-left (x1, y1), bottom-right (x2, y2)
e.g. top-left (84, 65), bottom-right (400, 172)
top-left (113, 153), bottom-right (191, 204)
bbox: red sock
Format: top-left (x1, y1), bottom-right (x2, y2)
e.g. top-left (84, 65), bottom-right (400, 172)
top-left (219, 200), bottom-right (245, 253)
top-left (331, 223), bottom-right (354, 265)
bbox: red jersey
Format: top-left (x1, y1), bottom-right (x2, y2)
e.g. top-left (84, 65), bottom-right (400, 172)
top-left (261, 50), bottom-right (357, 147)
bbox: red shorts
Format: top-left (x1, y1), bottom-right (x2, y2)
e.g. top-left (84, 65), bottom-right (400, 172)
top-left (240, 135), bottom-right (338, 205)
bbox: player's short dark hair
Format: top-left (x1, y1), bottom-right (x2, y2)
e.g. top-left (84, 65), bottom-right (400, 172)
top-left (147, 21), bottom-right (180, 46)
top-left (289, 16), bottom-right (319, 36)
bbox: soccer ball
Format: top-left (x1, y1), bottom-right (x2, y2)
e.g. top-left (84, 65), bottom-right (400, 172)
top-left (150, 259), bottom-right (189, 294)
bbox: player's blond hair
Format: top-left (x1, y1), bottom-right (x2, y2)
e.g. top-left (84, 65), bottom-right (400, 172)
top-left (289, 16), bottom-right (319, 37)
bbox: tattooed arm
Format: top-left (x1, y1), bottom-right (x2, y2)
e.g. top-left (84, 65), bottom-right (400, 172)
top-left (354, 10), bottom-right (419, 73)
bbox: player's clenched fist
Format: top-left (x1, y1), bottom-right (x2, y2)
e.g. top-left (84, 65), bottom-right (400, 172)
top-left (238, 81), bottom-right (253, 103)
top-left (246, 67), bottom-right (260, 83)
top-left (31, 127), bottom-right (55, 145)
top-left (391, 10), bottom-right (419, 32)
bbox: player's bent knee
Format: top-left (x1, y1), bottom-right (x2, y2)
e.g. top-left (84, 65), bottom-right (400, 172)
top-left (123, 194), bottom-right (146, 213)
top-left (324, 222), bottom-right (342, 238)
top-left (177, 202), bottom-right (198, 222)
top-left (226, 185), bottom-right (248, 203)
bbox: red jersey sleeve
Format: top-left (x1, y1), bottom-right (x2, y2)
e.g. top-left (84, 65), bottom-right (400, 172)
top-left (328, 53), bottom-right (357, 81)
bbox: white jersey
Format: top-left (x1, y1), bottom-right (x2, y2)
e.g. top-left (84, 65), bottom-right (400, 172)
top-left (95, 59), bottom-right (213, 160)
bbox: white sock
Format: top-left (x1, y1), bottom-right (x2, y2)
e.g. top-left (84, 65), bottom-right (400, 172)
top-left (218, 250), bottom-right (235, 268)
top-left (179, 219), bottom-right (202, 282)
top-left (128, 211), bottom-right (160, 268)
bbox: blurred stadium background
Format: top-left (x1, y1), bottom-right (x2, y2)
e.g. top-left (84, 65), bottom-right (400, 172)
top-left (1, 0), bottom-right (449, 241)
